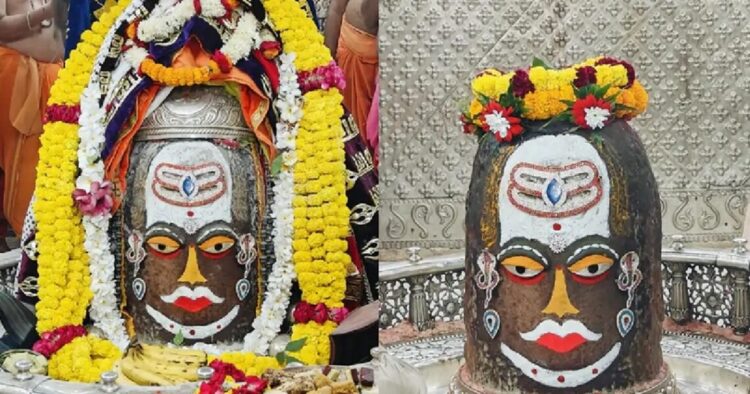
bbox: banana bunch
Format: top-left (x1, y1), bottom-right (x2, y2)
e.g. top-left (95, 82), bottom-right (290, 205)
top-left (120, 343), bottom-right (207, 386)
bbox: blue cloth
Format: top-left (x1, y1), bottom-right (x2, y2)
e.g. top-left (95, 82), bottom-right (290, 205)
top-left (65, 1), bottom-right (104, 59)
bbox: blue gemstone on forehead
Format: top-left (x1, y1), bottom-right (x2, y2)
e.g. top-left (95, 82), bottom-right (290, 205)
top-left (546, 178), bottom-right (563, 205)
top-left (182, 176), bottom-right (197, 197)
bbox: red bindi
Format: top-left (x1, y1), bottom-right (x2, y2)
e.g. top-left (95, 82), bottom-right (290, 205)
top-left (552, 223), bottom-right (562, 231)
top-left (531, 368), bottom-right (537, 375)
top-left (557, 375), bottom-right (565, 383)
top-left (592, 368), bottom-right (599, 374)
top-left (189, 329), bottom-right (196, 336)
top-left (187, 211), bottom-right (195, 217)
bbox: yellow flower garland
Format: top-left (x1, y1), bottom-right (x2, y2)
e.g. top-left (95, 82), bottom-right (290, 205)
top-left (470, 57), bottom-right (648, 121)
top-left (47, 335), bottom-right (122, 382)
top-left (34, 0), bottom-right (130, 382)
top-left (36, 2), bottom-right (130, 333)
top-left (140, 58), bottom-right (221, 86)
top-left (263, 0), bottom-right (351, 364)
top-left (209, 352), bottom-right (280, 377)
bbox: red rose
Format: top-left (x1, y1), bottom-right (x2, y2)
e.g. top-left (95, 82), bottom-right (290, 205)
top-left (573, 66), bottom-right (597, 88)
top-left (293, 302), bottom-right (315, 323)
top-left (510, 69), bottom-right (535, 97)
top-left (313, 303), bottom-right (329, 324)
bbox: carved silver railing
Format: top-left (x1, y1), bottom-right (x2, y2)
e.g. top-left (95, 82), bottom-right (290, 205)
top-left (380, 237), bottom-right (750, 336)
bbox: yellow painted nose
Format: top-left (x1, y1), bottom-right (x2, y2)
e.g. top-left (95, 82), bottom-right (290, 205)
top-left (177, 246), bottom-right (207, 284)
top-left (541, 267), bottom-right (579, 318)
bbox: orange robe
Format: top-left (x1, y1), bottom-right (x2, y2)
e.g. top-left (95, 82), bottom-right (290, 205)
top-left (336, 17), bottom-right (378, 148)
top-left (0, 46), bottom-right (61, 234)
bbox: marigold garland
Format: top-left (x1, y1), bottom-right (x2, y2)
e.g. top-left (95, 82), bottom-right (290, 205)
top-left (209, 352), bottom-right (280, 377)
top-left (33, 0), bottom-right (130, 378)
top-left (47, 335), bottom-right (122, 383)
top-left (463, 56), bottom-right (649, 137)
top-left (139, 57), bottom-right (220, 86)
top-left (264, 0), bottom-right (351, 363)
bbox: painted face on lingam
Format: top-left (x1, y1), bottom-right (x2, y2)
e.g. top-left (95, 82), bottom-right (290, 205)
top-left (123, 87), bottom-right (266, 345)
top-left (463, 121), bottom-right (664, 392)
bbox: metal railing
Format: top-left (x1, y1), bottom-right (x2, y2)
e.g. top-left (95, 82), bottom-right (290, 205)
top-left (379, 237), bottom-right (750, 335)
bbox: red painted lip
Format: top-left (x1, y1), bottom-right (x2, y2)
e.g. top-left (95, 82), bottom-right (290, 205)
top-left (172, 296), bottom-right (213, 313)
top-left (536, 333), bottom-right (587, 353)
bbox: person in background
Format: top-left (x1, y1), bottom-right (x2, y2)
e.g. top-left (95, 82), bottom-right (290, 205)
top-left (324, 0), bottom-right (378, 155)
top-left (0, 0), bottom-right (67, 252)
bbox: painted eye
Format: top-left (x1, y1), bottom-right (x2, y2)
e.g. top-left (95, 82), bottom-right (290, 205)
top-left (501, 256), bottom-right (545, 283)
top-left (146, 236), bottom-right (181, 254)
top-left (569, 254), bottom-right (614, 283)
top-left (199, 235), bottom-right (236, 255)
top-left (505, 265), bottom-right (542, 278)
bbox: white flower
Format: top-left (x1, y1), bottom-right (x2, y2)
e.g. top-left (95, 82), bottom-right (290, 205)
top-left (221, 13), bottom-right (261, 62)
top-left (484, 111), bottom-right (511, 139)
top-left (584, 106), bottom-right (611, 130)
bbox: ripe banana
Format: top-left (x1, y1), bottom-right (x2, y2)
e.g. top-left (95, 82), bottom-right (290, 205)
top-left (121, 349), bottom-right (178, 386)
top-left (121, 343), bottom-right (207, 386)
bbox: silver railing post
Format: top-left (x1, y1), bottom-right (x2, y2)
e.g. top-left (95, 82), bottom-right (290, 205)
top-left (408, 275), bottom-right (434, 331)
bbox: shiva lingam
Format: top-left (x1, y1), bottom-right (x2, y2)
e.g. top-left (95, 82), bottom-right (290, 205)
top-left (4, 0), bottom-right (378, 388)
top-left (452, 58), bottom-right (675, 393)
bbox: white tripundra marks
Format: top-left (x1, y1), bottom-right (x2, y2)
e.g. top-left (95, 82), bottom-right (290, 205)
top-left (507, 160), bottom-right (602, 217)
top-left (145, 142), bottom-right (232, 233)
top-left (499, 135), bottom-right (610, 253)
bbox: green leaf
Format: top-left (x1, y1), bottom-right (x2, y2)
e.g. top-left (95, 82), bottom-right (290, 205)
top-left (285, 356), bottom-right (304, 365)
top-left (532, 57), bottom-right (550, 69)
top-left (285, 338), bottom-right (307, 352)
top-left (172, 330), bottom-right (184, 346)
top-left (270, 155), bottom-right (284, 176)
top-left (275, 352), bottom-right (287, 365)
top-left (560, 100), bottom-right (575, 106)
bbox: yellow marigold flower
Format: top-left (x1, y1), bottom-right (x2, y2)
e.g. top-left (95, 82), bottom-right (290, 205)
top-left (471, 69), bottom-right (513, 99)
top-left (594, 64), bottom-right (628, 88)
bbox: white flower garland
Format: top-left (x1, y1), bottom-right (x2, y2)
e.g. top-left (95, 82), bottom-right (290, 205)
top-left (243, 52), bottom-right (301, 354)
top-left (221, 12), bottom-right (261, 62)
top-left (76, 0), bottom-right (146, 351)
top-left (201, 0), bottom-right (230, 18)
top-left (127, 8), bottom-right (261, 70)
top-left (137, 0), bottom-right (195, 42)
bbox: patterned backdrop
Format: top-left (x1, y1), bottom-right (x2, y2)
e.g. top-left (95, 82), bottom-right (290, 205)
top-left (379, 0), bottom-right (750, 255)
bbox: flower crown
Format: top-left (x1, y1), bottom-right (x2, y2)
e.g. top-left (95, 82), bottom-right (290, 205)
top-left (461, 57), bottom-right (648, 143)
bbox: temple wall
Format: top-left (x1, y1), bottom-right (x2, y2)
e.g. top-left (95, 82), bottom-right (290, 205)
top-left (379, 0), bottom-right (750, 258)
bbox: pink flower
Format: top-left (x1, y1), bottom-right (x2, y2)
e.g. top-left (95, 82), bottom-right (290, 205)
top-left (297, 62), bottom-right (346, 93)
top-left (32, 325), bottom-right (87, 358)
top-left (328, 307), bottom-right (349, 323)
top-left (73, 181), bottom-right (114, 216)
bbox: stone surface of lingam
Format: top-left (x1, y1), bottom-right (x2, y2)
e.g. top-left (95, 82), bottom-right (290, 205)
top-left (122, 86), bottom-right (269, 345)
top-left (455, 58), bottom-right (671, 393)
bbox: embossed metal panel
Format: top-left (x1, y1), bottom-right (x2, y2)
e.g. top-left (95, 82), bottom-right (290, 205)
top-left (380, 0), bottom-right (750, 253)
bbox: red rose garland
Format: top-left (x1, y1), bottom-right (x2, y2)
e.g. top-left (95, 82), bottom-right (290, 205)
top-left (32, 325), bottom-right (87, 358)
